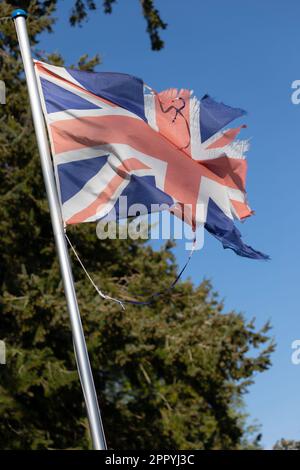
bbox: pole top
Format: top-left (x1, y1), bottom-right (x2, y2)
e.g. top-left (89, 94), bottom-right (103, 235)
top-left (11, 9), bottom-right (28, 20)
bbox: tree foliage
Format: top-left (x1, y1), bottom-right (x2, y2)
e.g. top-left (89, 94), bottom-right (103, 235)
top-left (273, 439), bottom-right (300, 450)
top-left (0, 0), bottom-right (275, 450)
top-left (69, 0), bottom-right (167, 50)
top-left (6, 0), bottom-right (167, 50)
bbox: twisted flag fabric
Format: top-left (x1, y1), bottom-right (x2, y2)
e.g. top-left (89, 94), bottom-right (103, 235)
top-left (35, 60), bottom-right (267, 259)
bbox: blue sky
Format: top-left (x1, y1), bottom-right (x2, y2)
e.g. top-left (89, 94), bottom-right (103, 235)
top-left (37, 0), bottom-right (300, 448)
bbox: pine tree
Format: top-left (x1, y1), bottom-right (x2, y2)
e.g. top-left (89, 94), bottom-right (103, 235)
top-left (0, 0), bottom-right (274, 450)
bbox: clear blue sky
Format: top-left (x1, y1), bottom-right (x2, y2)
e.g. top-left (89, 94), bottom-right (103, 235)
top-left (37, 0), bottom-right (300, 449)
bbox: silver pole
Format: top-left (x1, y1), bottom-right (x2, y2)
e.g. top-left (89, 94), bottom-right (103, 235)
top-left (11, 9), bottom-right (107, 450)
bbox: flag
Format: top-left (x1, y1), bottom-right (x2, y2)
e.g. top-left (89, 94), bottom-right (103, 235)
top-left (35, 60), bottom-right (267, 259)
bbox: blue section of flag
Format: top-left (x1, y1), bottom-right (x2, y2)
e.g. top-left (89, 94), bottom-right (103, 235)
top-left (67, 69), bottom-right (146, 120)
top-left (200, 95), bottom-right (246, 142)
top-left (40, 78), bottom-right (101, 114)
top-left (102, 175), bottom-right (174, 221)
top-left (57, 155), bottom-right (109, 204)
top-left (205, 199), bottom-right (268, 259)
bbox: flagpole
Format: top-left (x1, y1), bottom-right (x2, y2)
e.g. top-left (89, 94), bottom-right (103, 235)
top-left (11, 9), bottom-right (107, 450)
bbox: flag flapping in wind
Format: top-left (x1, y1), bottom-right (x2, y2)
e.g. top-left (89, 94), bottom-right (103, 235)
top-left (35, 60), bottom-right (267, 260)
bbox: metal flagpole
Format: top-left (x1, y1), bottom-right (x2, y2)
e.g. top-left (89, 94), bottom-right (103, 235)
top-left (11, 9), bottom-right (107, 450)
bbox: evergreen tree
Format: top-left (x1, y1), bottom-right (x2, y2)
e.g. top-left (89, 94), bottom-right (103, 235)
top-left (0, 0), bottom-right (274, 449)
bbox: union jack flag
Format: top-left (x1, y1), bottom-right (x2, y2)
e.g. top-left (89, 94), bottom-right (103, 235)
top-left (35, 60), bottom-right (267, 259)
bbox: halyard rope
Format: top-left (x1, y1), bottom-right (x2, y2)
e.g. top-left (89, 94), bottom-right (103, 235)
top-left (65, 233), bottom-right (126, 310)
top-left (65, 232), bottom-right (196, 309)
